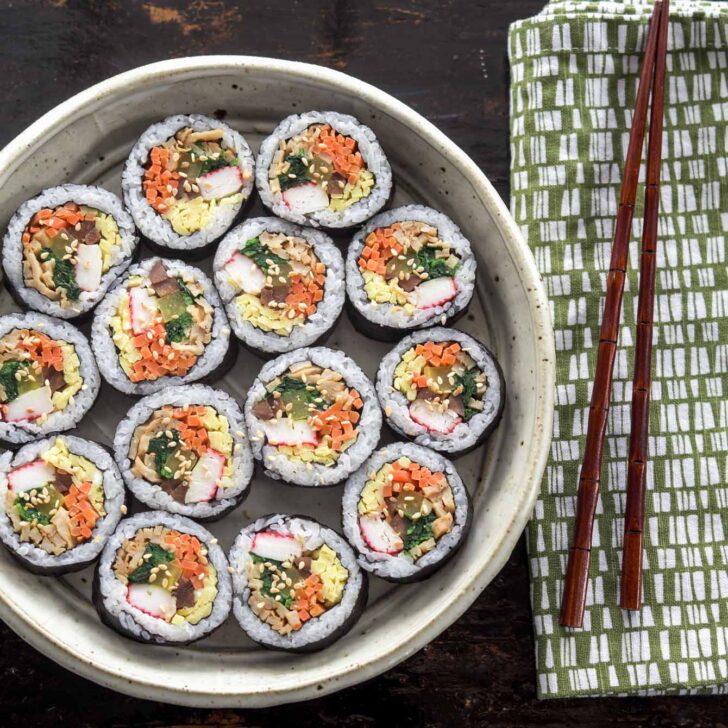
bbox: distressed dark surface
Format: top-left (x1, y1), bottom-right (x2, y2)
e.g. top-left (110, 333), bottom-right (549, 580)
top-left (1, 1), bottom-right (728, 726)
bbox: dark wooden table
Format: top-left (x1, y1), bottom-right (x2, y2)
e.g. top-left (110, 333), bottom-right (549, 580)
top-left (1, 2), bottom-right (727, 726)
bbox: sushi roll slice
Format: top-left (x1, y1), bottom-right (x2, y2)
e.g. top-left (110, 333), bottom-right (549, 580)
top-left (0, 312), bottom-right (100, 447)
top-left (122, 114), bottom-right (255, 258)
top-left (244, 347), bottom-right (382, 487)
top-left (2, 185), bottom-right (139, 320)
top-left (346, 205), bottom-right (477, 340)
top-left (341, 442), bottom-right (471, 582)
top-left (93, 511), bottom-right (232, 645)
top-left (376, 327), bottom-right (504, 456)
top-left (229, 514), bottom-right (367, 652)
top-left (113, 384), bottom-right (253, 521)
top-left (256, 111), bottom-right (392, 229)
top-left (0, 435), bottom-right (125, 575)
top-left (91, 258), bottom-right (233, 396)
top-left (213, 217), bottom-right (345, 356)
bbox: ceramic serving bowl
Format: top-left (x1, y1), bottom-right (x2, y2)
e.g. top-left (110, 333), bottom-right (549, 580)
top-left (0, 56), bottom-right (554, 707)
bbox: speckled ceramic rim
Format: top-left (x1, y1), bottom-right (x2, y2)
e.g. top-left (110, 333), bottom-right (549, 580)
top-left (0, 56), bottom-right (555, 707)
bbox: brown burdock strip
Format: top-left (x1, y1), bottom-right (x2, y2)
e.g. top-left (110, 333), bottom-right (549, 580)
top-left (559, 0), bottom-right (666, 629)
top-left (620, 0), bottom-right (670, 612)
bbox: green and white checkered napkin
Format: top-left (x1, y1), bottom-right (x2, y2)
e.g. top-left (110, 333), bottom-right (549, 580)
top-left (509, 0), bottom-right (728, 698)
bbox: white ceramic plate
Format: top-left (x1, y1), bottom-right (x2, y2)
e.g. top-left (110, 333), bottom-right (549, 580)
top-left (0, 57), bottom-right (554, 707)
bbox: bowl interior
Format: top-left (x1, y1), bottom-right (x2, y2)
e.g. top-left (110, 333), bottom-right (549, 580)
top-left (0, 58), bottom-right (553, 707)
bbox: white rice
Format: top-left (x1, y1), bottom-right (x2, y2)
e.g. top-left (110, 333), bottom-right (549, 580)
top-left (0, 312), bottom-right (100, 446)
top-left (256, 111), bottom-right (392, 228)
top-left (230, 514), bottom-right (366, 650)
top-left (345, 205), bottom-right (477, 331)
top-left (0, 435), bottom-right (125, 573)
top-left (113, 384), bottom-right (253, 520)
top-left (91, 257), bottom-right (232, 396)
top-left (244, 347), bottom-right (382, 486)
top-left (2, 184), bottom-right (138, 319)
top-left (341, 442), bottom-right (470, 580)
top-left (94, 510), bottom-right (232, 644)
top-left (122, 114), bottom-right (255, 251)
top-left (213, 217), bottom-right (345, 354)
top-left (376, 327), bottom-right (504, 454)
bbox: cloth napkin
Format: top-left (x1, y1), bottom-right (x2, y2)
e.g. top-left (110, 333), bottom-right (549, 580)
top-left (509, 0), bottom-right (728, 698)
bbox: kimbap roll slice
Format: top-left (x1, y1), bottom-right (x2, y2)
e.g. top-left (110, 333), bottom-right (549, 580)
top-left (376, 327), bottom-right (504, 456)
top-left (346, 205), bottom-right (477, 340)
top-left (93, 511), bottom-right (232, 645)
top-left (0, 435), bottom-right (125, 574)
top-left (341, 442), bottom-right (471, 582)
top-left (229, 514), bottom-right (367, 651)
top-left (114, 385), bottom-right (253, 521)
top-left (213, 217), bottom-right (345, 356)
top-left (122, 114), bottom-right (255, 256)
top-left (92, 258), bottom-right (232, 396)
top-left (2, 185), bottom-right (139, 319)
top-left (0, 313), bottom-right (100, 447)
top-left (244, 347), bottom-right (382, 486)
top-left (256, 111), bottom-right (392, 229)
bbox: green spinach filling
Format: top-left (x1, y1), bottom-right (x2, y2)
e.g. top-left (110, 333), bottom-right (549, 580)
top-left (16, 499), bottom-right (52, 526)
top-left (277, 152), bottom-right (310, 192)
top-left (250, 553), bottom-right (295, 609)
top-left (42, 247), bottom-right (81, 300)
top-left (240, 237), bottom-right (287, 275)
top-left (454, 368), bottom-right (479, 421)
top-left (0, 360), bottom-right (32, 403)
top-left (165, 312), bottom-right (193, 343)
top-left (415, 246), bottom-right (459, 280)
top-left (147, 431), bottom-right (181, 480)
top-left (128, 542), bottom-right (175, 584)
top-left (403, 511), bottom-right (437, 554)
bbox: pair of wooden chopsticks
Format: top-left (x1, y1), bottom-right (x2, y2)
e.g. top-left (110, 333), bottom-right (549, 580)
top-left (560, 0), bottom-right (670, 628)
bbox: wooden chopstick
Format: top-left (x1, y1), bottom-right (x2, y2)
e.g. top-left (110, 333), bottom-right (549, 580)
top-left (559, 0), bottom-right (665, 629)
top-left (620, 0), bottom-right (670, 611)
